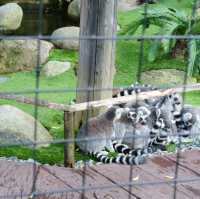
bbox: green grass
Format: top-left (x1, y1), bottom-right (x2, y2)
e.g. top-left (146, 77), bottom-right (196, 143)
top-left (0, 145), bottom-right (91, 165)
top-left (49, 49), bottom-right (78, 63)
top-left (185, 91), bottom-right (200, 106)
top-left (0, 49), bottom-right (78, 164)
top-left (114, 40), bottom-right (186, 86)
top-left (0, 0), bottom-right (200, 164)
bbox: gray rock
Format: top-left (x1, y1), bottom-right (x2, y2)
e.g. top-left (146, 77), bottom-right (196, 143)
top-left (68, 0), bottom-right (80, 19)
top-left (51, 26), bottom-right (79, 50)
top-left (118, 0), bottom-right (138, 11)
top-left (0, 105), bottom-right (52, 147)
top-left (0, 3), bottom-right (23, 31)
top-left (141, 69), bottom-right (197, 87)
top-left (67, 0), bottom-right (138, 19)
top-left (43, 60), bottom-right (71, 77)
top-left (0, 40), bottom-right (53, 74)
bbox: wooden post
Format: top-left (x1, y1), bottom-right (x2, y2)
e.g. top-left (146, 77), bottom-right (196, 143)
top-left (64, 111), bottom-right (75, 167)
top-left (76, 0), bottom-right (117, 120)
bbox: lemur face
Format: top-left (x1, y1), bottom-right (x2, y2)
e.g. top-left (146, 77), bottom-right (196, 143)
top-left (182, 112), bottom-right (193, 127)
top-left (127, 111), bottom-right (137, 120)
top-left (137, 106), bottom-right (151, 123)
top-left (127, 106), bottom-right (151, 125)
top-left (169, 93), bottom-right (183, 115)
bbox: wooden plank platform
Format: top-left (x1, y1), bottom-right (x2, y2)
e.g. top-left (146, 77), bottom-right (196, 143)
top-left (0, 149), bottom-right (200, 199)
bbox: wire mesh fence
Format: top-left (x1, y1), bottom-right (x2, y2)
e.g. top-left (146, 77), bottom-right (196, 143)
top-left (0, 0), bottom-right (200, 198)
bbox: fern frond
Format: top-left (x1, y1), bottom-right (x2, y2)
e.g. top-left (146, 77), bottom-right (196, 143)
top-left (148, 39), bottom-right (161, 62)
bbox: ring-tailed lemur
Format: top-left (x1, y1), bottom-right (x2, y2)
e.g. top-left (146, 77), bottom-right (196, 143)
top-left (113, 105), bottom-right (152, 157)
top-left (113, 106), bottom-right (152, 164)
top-left (122, 105), bottom-right (151, 147)
top-left (76, 106), bottom-right (146, 165)
top-left (147, 107), bottom-right (177, 151)
top-left (124, 94), bottom-right (178, 148)
top-left (174, 107), bottom-right (197, 138)
top-left (147, 93), bottom-right (184, 150)
top-left (114, 105), bottom-right (172, 156)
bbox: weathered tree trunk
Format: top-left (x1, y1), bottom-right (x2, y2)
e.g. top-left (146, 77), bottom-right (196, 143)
top-left (64, 0), bottom-right (117, 167)
top-left (76, 0), bottom-right (117, 119)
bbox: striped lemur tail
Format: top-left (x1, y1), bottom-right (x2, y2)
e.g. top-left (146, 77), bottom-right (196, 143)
top-left (112, 112), bottom-right (169, 155)
top-left (112, 141), bottom-right (151, 156)
top-left (91, 148), bottom-right (146, 165)
top-left (112, 83), bottom-right (158, 98)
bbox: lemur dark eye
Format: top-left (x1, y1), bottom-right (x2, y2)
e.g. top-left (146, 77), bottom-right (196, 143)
top-left (128, 112), bottom-right (137, 118)
top-left (132, 113), bottom-right (137, 118)
top-left (174, 97), bottom-right (178, 101)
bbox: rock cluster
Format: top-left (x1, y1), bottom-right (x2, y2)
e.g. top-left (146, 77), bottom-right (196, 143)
top-left (51, 26), bottom-right (79, 50)
top-left (141, 69), bottom-right (197, 87)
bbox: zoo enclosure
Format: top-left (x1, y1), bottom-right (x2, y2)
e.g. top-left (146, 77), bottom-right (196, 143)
top-left (1, 0), bottom-right (200, 198)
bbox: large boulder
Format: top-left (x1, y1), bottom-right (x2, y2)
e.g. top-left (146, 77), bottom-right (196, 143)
top-left (0, 40), bottom-right (54, 74)
top-left (118, 0), bottom-right (138, 11)
top-left (68, 0), bottom-right (80, 19)
top-left (141, 69), bottom-right (197, 87)
top-left (51, 26), bottom-right (79, 50)
top-left (0, 105), bottom-right (53, 147)
top-left (0, 3), bottom-right (23, 31)
top-left (42, 60), bottom-right (71, 77)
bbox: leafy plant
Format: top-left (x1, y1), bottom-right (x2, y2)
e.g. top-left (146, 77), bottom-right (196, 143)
top-left (122, 4), bottom-right (200, 76)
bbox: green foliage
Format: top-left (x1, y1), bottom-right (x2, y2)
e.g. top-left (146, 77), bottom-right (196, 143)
top-left (166, 143), bottom-right (176, 153)
top-left (107, 151), bottom-right (118, 158)
top-left (0, 145), bottom-right (91, 165)
top-left (121, 3), bottom-right (200, 77)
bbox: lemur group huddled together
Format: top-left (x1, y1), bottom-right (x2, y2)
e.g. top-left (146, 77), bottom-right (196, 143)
top-left (76, 83), bottom-right (200, 165)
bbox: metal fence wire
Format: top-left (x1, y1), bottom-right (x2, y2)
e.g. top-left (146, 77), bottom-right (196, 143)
top-left (0, 0), bottom-right (200, 198)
